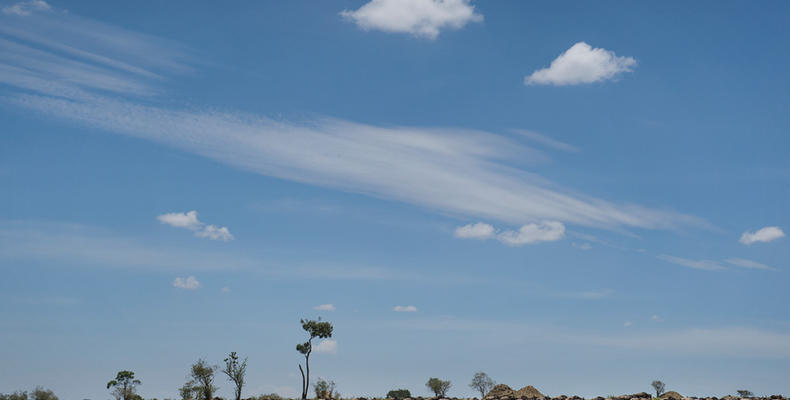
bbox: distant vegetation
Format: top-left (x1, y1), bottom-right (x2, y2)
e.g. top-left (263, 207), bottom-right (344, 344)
top-left (386, 389), bottom-right (411, 400)
top-left (426, 378), bottom-right (452, 398)
top-left (651, 381), bottom-right (666, 398)
top-left (469, 372), bottom-right (495, 398)
top-left (0, 338), bottom-right (775, 400)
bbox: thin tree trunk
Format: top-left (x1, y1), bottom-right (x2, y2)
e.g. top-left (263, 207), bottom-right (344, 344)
top-left (299, 364), bottom-right (306, 400)
top-left (305, 352), bottom-right (311, 400)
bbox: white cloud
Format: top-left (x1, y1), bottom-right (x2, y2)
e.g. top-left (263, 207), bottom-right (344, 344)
top-left (2, 0), bottom-right (50, 16)
top-left (525, 42), bottom-right (636, 86)
top-left (454, 222), bottom-right (494, 239)
top-left (312, 339), bottom-right (337, 354)
top-left (314, 304), bottom-right (336, 311)
top-left (740, 226), bottom-right (785, 245)
top-left (340, 0), bottom-right (483, 40)
top-left (157, 210), bottom-right (202, 230)
top-left (157, 211), bottom-right (233, 241)
top-left (497, 221), bottom-right (565, 246)
top-left (657, 254), bottom-right (726, 271)
top-left (394, 305), bottom-right (418, 312)
top-left (173, 276), bottom-right (200, 290)
top-left (623, 321), bottom-right (632, 327)
top-left (194, 224), bottom-right (234, 241)
top-left (724, 258), bottom-right (779, 271)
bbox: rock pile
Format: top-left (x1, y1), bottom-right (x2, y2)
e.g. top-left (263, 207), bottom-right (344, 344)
top-left (514, 387), bottom-right (545, 399)
top-left (484, 385), bottom-right (516, 400)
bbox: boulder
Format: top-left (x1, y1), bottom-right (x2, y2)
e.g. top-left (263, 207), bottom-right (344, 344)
top-left (662, 392), bottom-right (683, 400)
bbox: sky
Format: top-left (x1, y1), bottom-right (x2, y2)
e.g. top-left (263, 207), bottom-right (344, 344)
top-left (1, 1), bottom-right (790, 399)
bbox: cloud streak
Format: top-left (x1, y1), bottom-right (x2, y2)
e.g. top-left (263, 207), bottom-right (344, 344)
top-left (0, 9), bottom-right (708, 235)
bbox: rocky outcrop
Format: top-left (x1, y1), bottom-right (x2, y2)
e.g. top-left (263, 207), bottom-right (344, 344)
top-left (662, 392), bottom-right (683, 400)
top-left (484, 385), bottom-right (516, 400)
top-left (514, 387), bottom-right (545, 399)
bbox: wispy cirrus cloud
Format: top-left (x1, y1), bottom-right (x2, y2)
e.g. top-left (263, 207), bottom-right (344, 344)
top-left (2, 0), bottom-right (50, 16)
top-left (526, 42), bottom-right (636, 86)
top-left (657, 255), bottom-right (726, 271)
top-left (724, 258), bottom-right (779, 271)
top-left (0, 8), bottom-right (707, 236)
top-left (658, 254), bottom-right (778, 272)
top-left (340, 0), bottom-right (482, 40)
top-left (393, 305), bottom-right (418, 312)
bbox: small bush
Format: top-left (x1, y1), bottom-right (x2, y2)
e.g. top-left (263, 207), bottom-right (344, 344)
top-left (387, 390), bottom-right (411, 400)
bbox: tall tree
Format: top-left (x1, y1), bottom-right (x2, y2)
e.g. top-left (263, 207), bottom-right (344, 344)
top-left (469, 372), bottom-right (495, 398)
top-left (189, 359), bottom-right (218, 400)
top-left (296, 318), bottom-right (333, 400)
top-left (222, 352), bottom-right (248, 400)
top-left (651, 381), bottom-right (666, 398)
top-left (107, 371), bottom-right (142, 400)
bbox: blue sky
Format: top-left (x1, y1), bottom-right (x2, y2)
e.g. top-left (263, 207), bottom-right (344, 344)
top-left (1, 1), bottom-right (790, 399)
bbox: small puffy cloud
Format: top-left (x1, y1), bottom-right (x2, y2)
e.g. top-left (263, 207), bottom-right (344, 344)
top-left (525, 42), bottom-right (636, 86)
top-left (740, 226), bottom-right (785, 245)
top-left (195, 225), bottom-right (234, 241)
top-left (313, 339), bottom-right (337, 354)
top-left (454, 222), bottom-right (494, 239)
top-left (221, 286), bottom-right (231, 293)
top-left (173, 276), bottom-right (200, 290)
top-left (157, 210), bottom-right (233, 241)
top-left (624, 321), bottom-right (632, 327)
top-left (497, 221), bottom-right (565, 246)
top-left (725, 258), bottom-right (779, 271)
top-left (2, 0), bottom-right (50, 16)
top-left (314, 304), bottom-right (336, 311)
top-left (158, 210), bottom-right (202, 230)
top-left (657, 255), bottom-right (725, 271)
top-left (393, 305), bottom-right (418, 312)
top-left (340, 0), bottom-right (483, 40)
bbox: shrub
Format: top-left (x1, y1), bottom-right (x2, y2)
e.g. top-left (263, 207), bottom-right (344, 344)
top-left (387, 389), bottom-right (411, 400)
top-left (426, 378), bottom-right (451, 398)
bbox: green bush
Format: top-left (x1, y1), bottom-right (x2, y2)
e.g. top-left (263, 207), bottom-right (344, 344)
top-left (387, 389), bottom-right (411, 400)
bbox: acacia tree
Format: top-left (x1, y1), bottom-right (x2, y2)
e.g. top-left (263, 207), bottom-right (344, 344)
top-left (469, 372), bottom-right (495, 398)
top-left (296, 318), bottom-right (333, 400)
top-left (651, 381), bottom-right (666, 398)
top-left (426, 378), bottom-right (451, 398)
top-left (223, 352), bottom-right (248, 400)
top-left (189, 359), bottom-right (218, 400)
top-left (107, 371), bottom-right (141, 400)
